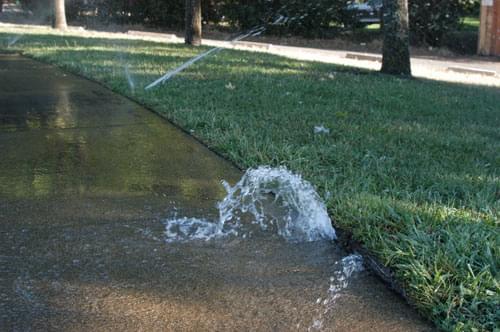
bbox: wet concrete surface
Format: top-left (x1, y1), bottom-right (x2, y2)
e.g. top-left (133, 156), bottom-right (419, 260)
top-left (0, 54), bottom-right (434, 331)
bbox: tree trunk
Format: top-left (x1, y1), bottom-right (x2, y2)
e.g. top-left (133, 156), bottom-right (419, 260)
top-left (381, 0), bottom-right (411, 75)
top-left (185, 0), bottom-right (202, 46)
top-left (54, 0), bottom-right (67, 30)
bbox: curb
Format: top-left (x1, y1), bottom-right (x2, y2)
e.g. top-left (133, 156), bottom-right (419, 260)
top-left (127, 30), bottom-right (178, 42)
top-left (233, 40), bottom-right (272, 51)
top-left (446, 66), bottom-right (497, 76)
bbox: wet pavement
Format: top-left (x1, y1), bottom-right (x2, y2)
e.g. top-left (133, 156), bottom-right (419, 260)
top-left (0, 54), bottom-right (433, 331)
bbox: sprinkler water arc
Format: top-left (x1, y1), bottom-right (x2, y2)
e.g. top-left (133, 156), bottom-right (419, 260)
top-left (143, 25), bottom-right (269, 90)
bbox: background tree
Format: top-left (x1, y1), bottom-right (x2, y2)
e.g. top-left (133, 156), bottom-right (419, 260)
top-left (185, 0), bottom-right (202, 46)
top-left (381, 0), bottom-right (411, 75)
top-left (54, 0), bottom-right (67, 30)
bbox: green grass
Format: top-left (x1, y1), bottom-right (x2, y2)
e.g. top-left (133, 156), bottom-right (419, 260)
top-left (364, 23), bottom-right (381, 30)
top-left (2, 30), bottom-right (499, 331)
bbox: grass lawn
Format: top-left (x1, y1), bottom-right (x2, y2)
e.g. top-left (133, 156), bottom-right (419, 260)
top-left (461, 16), bottom-right (480, 31)
top-left (1, 30), bottom-right (499, 331)
top-left (365, 23), bottom-right (381, 30)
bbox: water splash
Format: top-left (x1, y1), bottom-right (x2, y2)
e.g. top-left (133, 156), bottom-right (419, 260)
top-left (309, 254), bottom-right (365, 330)
top-left (163, 166), bottom-right (335, 243)
top-left (218, 166), bottom-right (335, 242)
top-left (329, 254), bottom-right (365, 299)
top-left (164, 217), bottom-right (235, 243)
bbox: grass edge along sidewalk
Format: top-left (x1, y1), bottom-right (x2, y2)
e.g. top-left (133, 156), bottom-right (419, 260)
top-left (2, 32), bottom-right (499, 331)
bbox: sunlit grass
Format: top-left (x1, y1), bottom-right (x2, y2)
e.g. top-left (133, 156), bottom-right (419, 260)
top-left (1, 31), bottom-right (499, 331)
top-left (364, 23), bottom-right (381, 30)
top-left (461, 16), bottom-right (480, 31)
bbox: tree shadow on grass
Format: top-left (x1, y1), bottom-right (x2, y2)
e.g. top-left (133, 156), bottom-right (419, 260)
top-left (2, 31), bottom-right (498, 91)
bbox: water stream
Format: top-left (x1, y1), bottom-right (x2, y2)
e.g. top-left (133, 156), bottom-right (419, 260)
top-left (124, 64), bottom-right (135, 91)
top-left (7, 35), bottom-right (22, 47)
top-left (144, 26), bottom-right (267, 90)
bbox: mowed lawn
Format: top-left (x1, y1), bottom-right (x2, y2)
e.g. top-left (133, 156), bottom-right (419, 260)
top-left (1, 30), bottom-right (499, 331)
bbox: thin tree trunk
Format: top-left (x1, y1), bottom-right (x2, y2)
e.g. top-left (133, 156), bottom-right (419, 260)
top-left (54, 0), bottom-right (67, 30)
top-left (381, 0), bottom-right (411, 75)
top-left (185, 0), bottom-right (202, 46)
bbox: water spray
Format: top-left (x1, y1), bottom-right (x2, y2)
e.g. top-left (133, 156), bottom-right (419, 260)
top-left (144, 11), bottom-right (285, 90)
top-left (4, 5), bottom-right (61, 48)
top-left (144, 2), bottom-right (294, 91)
top-left (309, 254), bottom-right (365, 331)
top-left (124, 65), bottom-right (135, 91)
top-left (163, 166), bottom-right (336, 243)
top-left (143, 0), bottom-right (340, 90)
top-left (144, 26), bottom-right (267, 90)
top-left (7, 35), bottom-right (22, 47)
top-left (144, 46), bottom-right (222, 90)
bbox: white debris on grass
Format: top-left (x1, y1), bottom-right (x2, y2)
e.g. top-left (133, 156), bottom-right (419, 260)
top-left (314, 125), bottom-right (330, 134)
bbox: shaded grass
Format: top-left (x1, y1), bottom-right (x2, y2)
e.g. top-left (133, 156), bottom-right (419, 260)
top-left (1, 30), bottom-right (499, 331)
